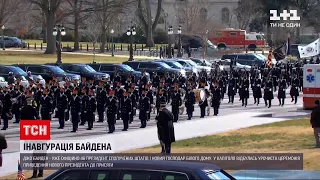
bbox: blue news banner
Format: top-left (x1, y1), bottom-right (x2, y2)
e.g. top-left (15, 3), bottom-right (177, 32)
top-left (20, 153), bottom-right (303, 170)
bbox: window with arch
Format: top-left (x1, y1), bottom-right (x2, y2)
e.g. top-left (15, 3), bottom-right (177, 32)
top-left (200, 8), bottom-right (208, 21)
top-left (221, 7), bottom-right (230, 24)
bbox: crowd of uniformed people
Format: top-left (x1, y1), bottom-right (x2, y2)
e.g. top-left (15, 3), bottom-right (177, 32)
top-left (0, 60), bottom-right (305, 133)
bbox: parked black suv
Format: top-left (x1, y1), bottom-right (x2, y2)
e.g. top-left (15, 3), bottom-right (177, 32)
top-left (14, 64), bottom-right (81, 82)
top-left (46, 63), bottom-right (110, 81)
top-left (152, 59), bottom-right (193, 77)
top-left (122, 61), bottom-right (184, 78)
top-left (221, 53), bottom-right (265, 66)
top-left (0, 66), bottom-right (30, 86)
top-left (88, 63), bottom-right (150, 83)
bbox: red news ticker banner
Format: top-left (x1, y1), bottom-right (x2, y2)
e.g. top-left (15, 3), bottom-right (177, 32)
top-left (20, 120), bottom-right (51, 140)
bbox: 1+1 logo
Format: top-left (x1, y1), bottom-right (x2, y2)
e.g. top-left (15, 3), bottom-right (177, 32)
top-left (269, 10), bottom-right (301, 28)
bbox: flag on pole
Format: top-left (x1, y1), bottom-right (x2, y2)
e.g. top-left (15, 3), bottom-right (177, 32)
top-left (267, 51), bottom-right (273, 68)
top-left (16, 160), bottom-right (25, 180)
top-left (273, 36), bottom-right (290, 61)
top-left (298, 38), bottom-right (320, 58)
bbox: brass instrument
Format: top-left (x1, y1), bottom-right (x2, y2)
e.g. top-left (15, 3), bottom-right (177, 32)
top-left (197, 89), bottom-right (206, 105)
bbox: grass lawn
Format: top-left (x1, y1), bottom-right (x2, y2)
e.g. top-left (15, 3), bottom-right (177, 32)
top-left (1, 118), bottom-right (318, 179)
top-left (25, 39), bottom-right (161, 49)
top-left (0, 51), bottom-right (142, 64)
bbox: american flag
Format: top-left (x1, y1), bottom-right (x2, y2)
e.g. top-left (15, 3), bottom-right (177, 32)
top-left (16, 160), bottom-right (25, 180)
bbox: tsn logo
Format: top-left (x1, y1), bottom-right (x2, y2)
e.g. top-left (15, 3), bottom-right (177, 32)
top-left (20, 120), bottom-right (51, 140)
top-left (269, 10), bottom-right (301, 28)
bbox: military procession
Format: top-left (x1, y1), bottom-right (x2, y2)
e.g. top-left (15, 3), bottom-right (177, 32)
top-left (0, 56), bottom-right (308, 133)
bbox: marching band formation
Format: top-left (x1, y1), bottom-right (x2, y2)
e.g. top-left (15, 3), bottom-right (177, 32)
top-left (0, 61), bottom-right (305, 133)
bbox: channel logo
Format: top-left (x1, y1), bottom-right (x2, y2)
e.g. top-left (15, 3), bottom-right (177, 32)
top-left (20, 120), bottom-right (51, 140)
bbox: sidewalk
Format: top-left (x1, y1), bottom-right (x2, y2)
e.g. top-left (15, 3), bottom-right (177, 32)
top-left (0, 112), bottom-right (294, 177)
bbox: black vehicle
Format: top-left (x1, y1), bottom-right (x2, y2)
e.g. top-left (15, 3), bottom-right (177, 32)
top-left (88, 63), bottom-right (150, 83)
top-left (14, 64), bottom-right (81, 82)
top-left (44, 160), bottom-right (235, 180)
top-left (122, 61), bottom-right (184, 78)
top-left (153, 59), bottom-right (193, 77)
top-left (46, 63), bottom-right (110, 81)
top-left (221, 53), bottom-right (265, 66)
top-left (0, 65), bottom-right (28, 80)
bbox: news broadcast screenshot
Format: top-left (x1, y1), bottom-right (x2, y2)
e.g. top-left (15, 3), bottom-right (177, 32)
top-left (1, 0), bottom-right (320, 179)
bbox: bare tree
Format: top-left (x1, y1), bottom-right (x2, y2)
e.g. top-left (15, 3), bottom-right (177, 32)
top-left (82, 14), bottom-right (102, 62)
top-left (137, 0), bottom-right (163, 47)
top-left (0, 0), bottom-right (23, 26)
top-left (234, 0), bottom-right (262, 30)
top-left (29, 0), bottom-right (62, 54)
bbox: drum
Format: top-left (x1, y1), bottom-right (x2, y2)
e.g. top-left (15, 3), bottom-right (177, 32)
top-left (194, 89), bottom-right (201, 102)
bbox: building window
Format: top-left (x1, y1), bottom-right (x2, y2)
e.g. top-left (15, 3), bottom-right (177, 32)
top-left (221, 7), bottom-right (230, 24)
top-left (200, 8), bottom-right (208, 21)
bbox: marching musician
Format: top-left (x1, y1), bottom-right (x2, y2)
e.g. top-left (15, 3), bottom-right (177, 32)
top-left (115, 82), bottom-right (124, 120)
top-left (106, 90), bottom-right (118, 133)
top-left (40, 88), bottom-right (53, 120)
top-left (185, 86), bottom-right (195, 120)
top-left (70, 88), bottom-right (82, 132)
top-left (156, 89), bottom-right (167, 114)
top-left (96, 80), bottom-right (107, 122)
top-left (56, 86), bottom-right (68, 129)
top-left (278, 76), bottom-right (286, 106)
top-left (219, 76), bottom-right (226, 100)
top-left (253, 75), bottom-right (262, 106)
top-left (121, 90), bottom-right (131, 131)
top-left (125, 73), bottom-right (134, 90)
top-left (241, 76), bottom-right (250, 107)
top-left (1, 87), bottom-right (12, 130)
top-left (152, 72), bottom-right (160, 88)
top-left (128, 87), bottom-right (136, 124)
top-left (211, 82), bottom-right (221, 116)
top-left (264, 78), bottom-right (274, 108)
top-left (139, 71), bottom-right (148, 95)
top-left (86, 89), bottom-right (96, 130)
top-left (113, 72), bottom-right (122, 89)
top-left (290, 75), bottom-right (299, 104)
top-left (171, 84), bottom-right (182, 122)
top-left (139, 89), bottom-right (150, 128)
top-left (199, 89), bottom-right (208, 118)
top-left (7, 72), bottom-right (15, 85)
top-left (146, 84), bottom-right (154, 120)
top-left (64, 82), bottom-right (72, 122)
top-left (12, 86), bottom-right (21, 123)
top-left (227, 75), bottom-right (236, 104)
top-left (80, 88), bottom-right (88, 126)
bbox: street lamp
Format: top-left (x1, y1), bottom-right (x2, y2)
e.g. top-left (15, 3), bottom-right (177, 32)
top-left (111, 29), bottom-right (114, 57)
top-left (177, 25), bottom-right (182, 58)
top-left (53, 25), bottom-right (66, 64)
top-left (127, 26), bottom-right (136, 61)
top-left (167, 25), bottom-right (173, 58)
top-left (1, 25), bottom-right (5, 50)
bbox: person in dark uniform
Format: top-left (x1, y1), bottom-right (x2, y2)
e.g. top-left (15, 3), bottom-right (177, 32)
top-left (121, 91), bottom-right (131, 131)
top-left (310, 100), bottom-right (320, 148)
top-left (106, 90), bottom-right (118, 133)
top-left (290, 75), bottom-right (299, 104)
top-left (171, 85), bottom-right (182, 122)
top-left (96, 80), bottom-right (106, 122)
top-left (128, 87), bottom-right (136, 124)
top-left (211, 83), bottom-right (221, 115)
top-left (56, 87), bottom-right (68, 129)
top-left (64, 83), bottom-right (72, 121)
top-left (253, 75), bottom-right (262, 105)
top-left (80, 88), bottom-right (89, 125)
top-left (0, 133), bottom-right (7, 167)
top-left (20, 94), bottom-right (41, 178)
top-left (152, 72), bottom-right (160, 89)
top-left (139, 71), bottom-right (148, 95)
top-left (115, 83), bottom-right (124, 120)
top-left (7, 72), bottom-right (15, 85)
top-left (264, 78), bottom-right (274, 108)
top-left (155, 103), bottom-right (175, 154)
top-left (228, 75), bottom-right (236, 104)
top-left (156, 89), bottom-right (167, 114)
top-left (12, 87), bottom-right (21, 123)
top-left (241, 76), bottom-right (250, 107)
top-left (185, 86), bottom-right (195, 120)
top-left (1, 89), bottom-right (12, 130)
top-left (139, 89), bottom-right (150, 128)
top-left (40, 88), bottom-right (53, 120)
top-left (146, 84), bottom-right (153, 120)
top-left (199, 89), bottom-right (208, 118)
top-left (277, 76), bottom-right (287, 106)
top-left (86, 89), bottom-right (96, 130)
top-left (70, 88), bottom-right (82, 132)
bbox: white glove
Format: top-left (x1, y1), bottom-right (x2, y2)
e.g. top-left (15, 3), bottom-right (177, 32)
top-left (64, 109), bottom-right (68, 112)
top-left (55, 108), bottom-right (58, 111)
top-left (78, 113), bottom-right (81, 115)
top-left (84, 111), bottom-right (87, 113)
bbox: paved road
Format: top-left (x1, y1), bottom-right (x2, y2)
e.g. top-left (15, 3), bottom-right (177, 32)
top-left (2, 89), bottom-right (306, 154)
